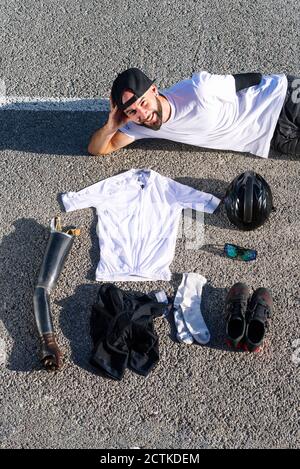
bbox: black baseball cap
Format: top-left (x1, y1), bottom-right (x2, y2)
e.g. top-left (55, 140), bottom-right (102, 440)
top-left (111, 68), bottom-right (155, 111)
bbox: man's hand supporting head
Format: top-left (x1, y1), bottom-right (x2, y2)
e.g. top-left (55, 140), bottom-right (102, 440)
top-left (87, 95), bottom-right (134, 156)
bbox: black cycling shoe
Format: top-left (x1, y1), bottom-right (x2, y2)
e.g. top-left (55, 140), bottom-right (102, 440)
top-left (225, 282), bottom-right (250, 348)
top-left (245, 287), bottom-right (273, 352)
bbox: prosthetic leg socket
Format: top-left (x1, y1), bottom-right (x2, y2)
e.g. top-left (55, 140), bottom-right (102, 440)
top-left (33, 217), bottom-right (80, 371)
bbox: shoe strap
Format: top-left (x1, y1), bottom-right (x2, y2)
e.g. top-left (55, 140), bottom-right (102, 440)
top-left (247, 303), bottom-right (270, 323)
top-left (227, 299), bottom-right (247, 318)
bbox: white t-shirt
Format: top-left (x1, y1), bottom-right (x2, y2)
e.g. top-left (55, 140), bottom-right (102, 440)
top-left (62, 169), bottom-right (220, 281)
top-left (120, 71), bottom-right (288, 158)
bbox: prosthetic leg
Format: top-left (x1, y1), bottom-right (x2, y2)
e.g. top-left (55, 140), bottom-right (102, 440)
top-left (33, 217), bottom-right (80, 371)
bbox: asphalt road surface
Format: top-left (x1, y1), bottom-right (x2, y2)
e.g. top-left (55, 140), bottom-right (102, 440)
top-left (0, 0), bottom-right (299, 449)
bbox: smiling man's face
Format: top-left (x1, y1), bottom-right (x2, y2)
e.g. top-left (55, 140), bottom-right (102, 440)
top-left (122, 85), bottom-right (163, 130)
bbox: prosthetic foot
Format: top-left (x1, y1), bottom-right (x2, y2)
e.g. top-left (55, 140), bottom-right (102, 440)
top-left (33, 217), bottom-right (80, 371)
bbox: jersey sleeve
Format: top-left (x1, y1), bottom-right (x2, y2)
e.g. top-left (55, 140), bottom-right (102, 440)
top-left (168, 178), bottom-right (221, 213)
top-left (62, 178), bottom-right (116, 212)
top-left (193, 71), bottom-right (237, 103)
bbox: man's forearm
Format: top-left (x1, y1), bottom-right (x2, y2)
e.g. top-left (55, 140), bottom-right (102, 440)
top-left (88, 124), bottom-right (117, 155)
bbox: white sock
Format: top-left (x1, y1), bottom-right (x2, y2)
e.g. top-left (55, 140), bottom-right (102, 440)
top-left (173, 305), bottom-right (194, 344)
top-left (174, 273), bottom-right (210, 345)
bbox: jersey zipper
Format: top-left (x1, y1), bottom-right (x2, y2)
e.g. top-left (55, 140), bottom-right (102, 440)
top-left (133, 185), bottom-right (145, 272)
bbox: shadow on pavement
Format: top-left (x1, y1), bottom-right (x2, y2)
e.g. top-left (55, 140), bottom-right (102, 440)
top-left (57, 284), bottom-right (100, 374)
top-left (0, 218), bottom-right (48, 371)
top-left (0, 100), bottom-right (297, 159)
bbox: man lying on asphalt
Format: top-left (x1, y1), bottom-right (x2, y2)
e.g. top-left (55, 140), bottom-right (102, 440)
top-left (88, 67), bottom-right (300, 158)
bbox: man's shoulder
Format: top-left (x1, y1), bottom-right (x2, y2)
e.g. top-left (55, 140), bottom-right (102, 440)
top-left (165, 71), bottom-right (210, 94)
top-left (163, 72), bottom-right (208, 97)
top-left (190, 71), bottom-right (213, 86)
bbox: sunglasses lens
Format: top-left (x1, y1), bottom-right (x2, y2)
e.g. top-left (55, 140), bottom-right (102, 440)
top-left (241, 250), bottom-right (257, 261)
top-left (225, 244), bottom-right (238, 258)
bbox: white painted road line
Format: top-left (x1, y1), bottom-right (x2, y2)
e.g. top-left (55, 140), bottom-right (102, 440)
top-left (0, 337), bottom-right (7, 366)
top-left (0, 96), bottom-right (110, 112)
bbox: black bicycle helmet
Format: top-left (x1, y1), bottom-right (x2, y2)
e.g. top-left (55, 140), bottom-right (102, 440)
top-left (224, 171), bottom-right (274, 231)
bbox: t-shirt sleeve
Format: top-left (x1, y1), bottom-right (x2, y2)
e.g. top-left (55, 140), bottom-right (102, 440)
top-left (119, 122), bottom-right (146, 141)
top-left (62, 178), bottom-right (114, 212)
top-left (168, 178), bottom-right (221, 213)
top-left (193, 71), bottom-right (237, 103)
